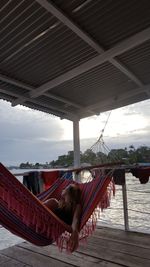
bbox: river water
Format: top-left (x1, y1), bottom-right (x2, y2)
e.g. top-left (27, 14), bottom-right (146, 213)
top-left (0, 169), bottom-right (150, 250)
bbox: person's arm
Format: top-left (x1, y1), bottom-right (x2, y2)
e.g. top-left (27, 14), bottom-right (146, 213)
top-left (68, 204), bottom-right (82, 252)
top-left (43, 198), bottom-right (59, 211)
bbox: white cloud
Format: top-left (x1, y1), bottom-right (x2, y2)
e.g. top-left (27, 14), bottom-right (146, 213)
top-left (0, 100), bottom-right (64, 142)
top-left (0, 100), bottom-right (70, 165)
top-left (0, 98), bottom-right (150, 166)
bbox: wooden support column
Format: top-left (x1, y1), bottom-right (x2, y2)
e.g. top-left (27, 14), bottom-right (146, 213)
top-left (73, 118), bottom-right (80, 168)
top-left (73, 118), bottom-right (80, 181)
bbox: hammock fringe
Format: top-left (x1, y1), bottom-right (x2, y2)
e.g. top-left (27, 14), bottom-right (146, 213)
top-left (56, 180), bottom-right (115, 251)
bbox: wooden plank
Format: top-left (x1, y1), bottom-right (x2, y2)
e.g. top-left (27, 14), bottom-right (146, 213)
top-left (88, 235), bottom-right (150, 259)
top-left (0, 259), bottom-right (27, 267)
top-left (94, 227), bottom-right (150, 248)
top-left (18, 242), bottom-right (121, 267)
top-left (0, 254), bottom-right (11, 264)
top-left (78, 238), bottom-right (150, 267)
top-left (0, 246), bottom-right (72, 267)
top-left (0, 254), bottom-right (27, 266)
top-left (1, 227), bottom-right (150, 267)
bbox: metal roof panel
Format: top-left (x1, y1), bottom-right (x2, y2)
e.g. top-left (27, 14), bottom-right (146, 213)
top-left (0, 0), bottom-right (150, 120)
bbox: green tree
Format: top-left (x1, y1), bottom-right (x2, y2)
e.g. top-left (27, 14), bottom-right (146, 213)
top-left (108, 149), bottom-right (128, 161)
top-left (81, 149), bottom-right (96, 164)
top-left (136, 146), bottom-right (150, 162)
top-left (35, 162), bottom-right (40, 168)
top-left (96, 151), bottom-right (108, 163)
top-left (47, 145), bottom-right (150, 167)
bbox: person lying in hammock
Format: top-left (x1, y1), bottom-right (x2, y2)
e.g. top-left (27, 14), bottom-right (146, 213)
top-left (43, 184), bottom-right (82, 252)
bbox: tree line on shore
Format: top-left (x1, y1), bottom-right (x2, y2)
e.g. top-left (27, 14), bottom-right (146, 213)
top-left (19, 145), bottom-right (150, 169)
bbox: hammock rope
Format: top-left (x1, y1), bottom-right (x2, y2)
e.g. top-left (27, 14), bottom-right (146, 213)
top-left (87, 111), bottom-right (126, 165)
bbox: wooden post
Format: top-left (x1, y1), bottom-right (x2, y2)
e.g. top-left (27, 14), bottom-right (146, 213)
top-left (73, 118), bottom-right (80, 181)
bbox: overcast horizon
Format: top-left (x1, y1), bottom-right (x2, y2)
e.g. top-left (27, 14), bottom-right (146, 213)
top-left (0, 98), bottom-right (150, 166)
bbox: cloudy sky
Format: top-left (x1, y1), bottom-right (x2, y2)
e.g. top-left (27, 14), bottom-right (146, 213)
top-left (0, 98), bottom-right (150, 166)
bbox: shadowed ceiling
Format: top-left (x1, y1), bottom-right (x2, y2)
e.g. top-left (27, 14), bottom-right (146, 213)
top-left (0, 0), bottom-right (150, 121)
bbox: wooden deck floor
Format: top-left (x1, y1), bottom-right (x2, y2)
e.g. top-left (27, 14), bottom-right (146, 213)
top-left (0, 227), bottom-right (150, 267)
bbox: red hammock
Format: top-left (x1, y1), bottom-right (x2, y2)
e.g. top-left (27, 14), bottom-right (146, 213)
top-left (0, 163), bottom-right (115, 251)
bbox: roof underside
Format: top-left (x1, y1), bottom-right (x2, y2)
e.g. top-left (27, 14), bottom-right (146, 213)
top-left (0, 0), bottom-right (150, 121)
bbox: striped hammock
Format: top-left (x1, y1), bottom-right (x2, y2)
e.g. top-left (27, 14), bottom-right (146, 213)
top-left (0, 163), bottom-right (115, 251)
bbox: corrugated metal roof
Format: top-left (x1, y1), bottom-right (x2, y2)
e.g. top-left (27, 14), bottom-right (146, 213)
top-left (53, 0), bottom-right (150, 48)
top-left (0, 80), bottom-right (29, 96)
top-left (0, 0), bottom-right (150, 120)
top-left (118, 40), bottom-right (150, 84)
top-left (50, 62), bottom-right (137, 106)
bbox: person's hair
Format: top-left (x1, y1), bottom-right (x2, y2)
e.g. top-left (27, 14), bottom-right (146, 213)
top-left (67, 184), bottom-right (81, 208)
top-left (59, 184), bottom-right (81, 210)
